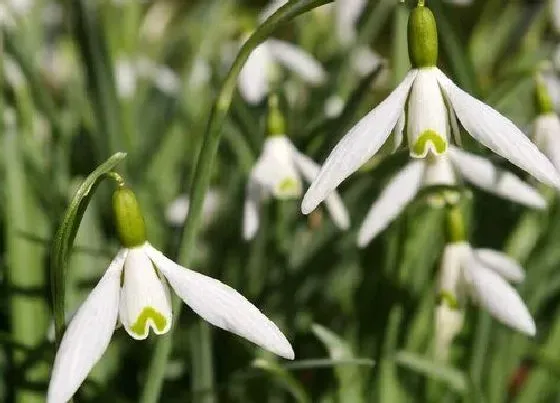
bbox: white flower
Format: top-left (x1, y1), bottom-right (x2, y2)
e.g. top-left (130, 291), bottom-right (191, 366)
top-left (350, 46), bottom-right (383, 78)
top-left (47, 243), bottom-right (294, 403)
top-left (115, 58), bottom-right (138, 99)
top-left (244, 136), bottom-right (350, 240)
top-left (238, 39), bottom-right (326, 104)
top-left (115, 56), bottom-right (181, 99)
top-left (553, 0), bottom-right (560, 34)
top-left (357, 149), bottom-right (545, 247)
top-left (436, 242), bottom-right (535, 336)
top-left (301, 67), bottom-right (560, 215)
top-left (434, 305), bottom-right (463, 361)
top-left (533, 113), bottom-right (560, 172)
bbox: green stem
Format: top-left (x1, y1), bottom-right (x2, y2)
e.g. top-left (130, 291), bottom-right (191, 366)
top-left (139, 1), bottom-right (334, 402)
top-left (445, 204), bottom-right (466, 243)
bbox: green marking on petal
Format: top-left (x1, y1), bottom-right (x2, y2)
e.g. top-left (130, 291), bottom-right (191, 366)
top-left (412, 129), bottom-right (447, 157)
top-left (437, 290), bottom-right (459, 309)
top-left (276, 177), bottom-right (300, 196)
top-left (130, 307), bottom-right (167, 336)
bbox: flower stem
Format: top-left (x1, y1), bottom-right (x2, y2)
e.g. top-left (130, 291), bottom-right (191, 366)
top-left (445, 204), bottom-right (466, 243)
top-left (139, 1), bottom-right (334, 402)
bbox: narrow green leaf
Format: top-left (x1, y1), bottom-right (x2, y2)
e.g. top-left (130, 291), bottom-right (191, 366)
top-left (253, 359), bottom-right (310, 403)
top-left (396, 351), bottom-right (468, 393)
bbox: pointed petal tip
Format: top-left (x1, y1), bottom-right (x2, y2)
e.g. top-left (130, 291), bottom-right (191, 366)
top-left (278, 342), bottom-right (295, 360)
top-left (301, 195), bottom-right (317, 215)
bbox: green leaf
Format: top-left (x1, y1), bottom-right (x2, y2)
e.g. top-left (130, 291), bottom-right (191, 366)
top-left (50, 152), bottom-right (127, 345)
top-left (252, 359), bottom-right (310, 403)
top-left (395, 351), bottom-right (468, 393)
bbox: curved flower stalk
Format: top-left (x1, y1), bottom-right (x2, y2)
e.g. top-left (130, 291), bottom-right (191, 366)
top-left (357, 149), bottom-right (545, 247)
top-left (435, 242), bottom-right (535, 358)
top-left (237, 36), bottom-right (326, 104)
top-left (48, 186), bottom-right (293, 403)
top-left (532, 75), bottom-right (560, 172)
top-left (244, 98), bottom-right (349, 240)
top-left (301, 4), bottom-right (560, 215)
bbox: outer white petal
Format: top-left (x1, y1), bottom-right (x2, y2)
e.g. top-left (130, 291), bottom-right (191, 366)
top-left (464, 254), bottom-right (536, 336)
top-left (47, 250), bottom-right (126, 403)
top-left (145, 245), bottom-right (294, 359)
top-left (119, 246), bottom-right (172, 340)
top-left (473, 249), bottom-right (525, 283)
top-left (291, 147), bottom-right (350, 230)
top-left (357, 161), bottom-right (424, 247)
top-left (434, 305), bottom-right (464, 361)
top-left (534, 114), bottom-right (560, 172)
top-left (243, 176), bottom-right (262, 240)
top-left (447, 146), bottom-right (546, 209)
top-left (394, 110), bottom-right (405, 151)
top-left (439, 242), bottom-right (470, 293)
top-left (268, 39), bottom-right (326, 85)
top-left (436, 69), bottom-right (560, 190)
top-left (302, 70), bottom-right (418, 214)
top-left (238, 42), bottom-right (272, 104)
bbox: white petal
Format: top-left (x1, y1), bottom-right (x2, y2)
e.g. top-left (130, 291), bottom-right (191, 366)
top-left (47, 250), bottom-right (126, 403)
top-left (533, 114), bottom-right (560, 172)
top-left (243, 176), bottom-right (262, 240)
top-left (238, 42), bottom-right (271, 104)
top-left (165, 195), bottom-right (190, 226)
top-left (473, 249), bottom-right (525, 283)
top-left (436, 69), bottom-right (560, 190)
top-left (464, 254), bottom-right (535, 336)
top-left (302, 70), bottom-right (418, 214)
top-left (434, 305), bottom-right (464, 361)
top-left (253, 136), bottom-right (302, 198)
top-left (422, 155), bottom-right (456, 187)
top-left (407, 68), bottom-right (449, 158)
top-left (291, 147), bottom-right (350, 229)
top-left (267, 39), bottom-right (326, 85)
top-left (448, 146), bottom-right (546, 209)
top-left (350, 47), bottom-right (383, 77)
top-left (357, 161), bottom-right (424, 247)
top-left (146, 245), bottom-right (294, 359)
top-left (119, 246), bottom-right (172, 340)
top-left (394, 110), bottom-right (405, 152)
top-left (553, 0), bottom-right (560, 34)
top-left (335, 0), bottom-right (366, 45)
top-left (439, 242), bottom-right (470, 293)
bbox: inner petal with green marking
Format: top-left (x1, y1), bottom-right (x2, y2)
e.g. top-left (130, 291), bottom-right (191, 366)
top-left (130, 306), bottom-right (168, 337)
top-left (412, 129), bottom-right (447, 158)
top-left (275, 177), bottom-right (301, 198)
top-left (437, 290), bottom-right (460, 310)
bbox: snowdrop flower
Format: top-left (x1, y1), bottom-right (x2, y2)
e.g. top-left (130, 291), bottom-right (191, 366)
top-left (358, 149), bottom-right (545, 247)
top-left (244, 99), bottom-right (349, 239)
top-left (436, 242), bottom-right (535, 339)
top-left (115, 56), bottom-right (181, 99)
top-left (532, 76), bottom-right (560, 172)
top-left (48, 186), bottom-right (293, 403)
top-left (301, 4), bottom-right (560, 215)
top-left (238, 36), bottom-right (326, 104)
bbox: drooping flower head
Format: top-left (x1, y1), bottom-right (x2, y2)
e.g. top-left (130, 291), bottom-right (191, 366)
top-left (434, 204), bottom-right (535, 359)
top-left (301, 3), bottom-right (560, 215)
top-left (244, 96), bottom-right (350, 239)
top-left (48, 184), bottom-right (293, 403)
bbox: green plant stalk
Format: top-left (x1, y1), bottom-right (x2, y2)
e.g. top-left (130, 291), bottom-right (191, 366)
top-left (4, 110), bottom-right (49, 403)
top-left (139, 1), bottom-right (334, 402)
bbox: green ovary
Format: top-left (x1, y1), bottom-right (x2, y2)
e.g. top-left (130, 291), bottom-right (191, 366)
top-left (412, 129), bottom-right (447, 156)
top-left (276, 177), bottom-right (300, 196)
top-left (437, 290), bottom-right (459, 310)
top-left (130, 307), bottom-right (167, 336)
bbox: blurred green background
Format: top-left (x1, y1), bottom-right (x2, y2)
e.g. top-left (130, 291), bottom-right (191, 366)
top-left (3, 0), bottom-right (560, 402)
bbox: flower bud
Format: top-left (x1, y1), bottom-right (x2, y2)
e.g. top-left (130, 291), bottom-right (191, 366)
top-left (407, 5), bottom-right (438, 68)
top-left (112, 187), bottom-right (147, 248)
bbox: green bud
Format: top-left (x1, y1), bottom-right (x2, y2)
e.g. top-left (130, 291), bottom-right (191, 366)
top-left (408, 5), bottom-right (438, 68)
top-left (112, 187), bottom-right (147, 248)
top-left (267, 95), bottom-right (286, 136)
top-left (535, 79), bottom-right (554, 115)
